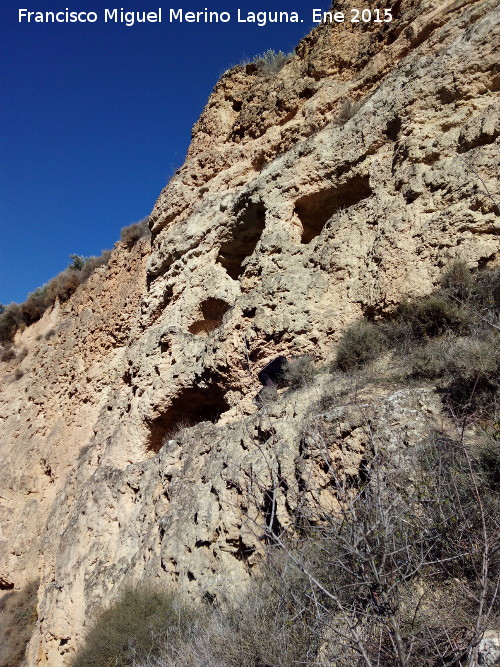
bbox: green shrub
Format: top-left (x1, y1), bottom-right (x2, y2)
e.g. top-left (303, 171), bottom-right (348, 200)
top-left (336, 321), bottom-right (388, 371)
top-left (412, 336), bottom-right (498, 380)
top-left (331, 264), bottom-right (498, 423)
top-left (379, 265), bottom-right (499, 354)
top-left (120, 217), bottom-right (151, 247)
top-left (478, 438), bottom-right (500, 488)
top-left (125, 565), bottom-right (324, 667)
top-left (68, 253), bottom-right (86, 271)
top-left (282, 356), bottom-right (316, 389)
top-left (411, 333), bottom-right (499, 420)
top-left (440, 259), bottom-right (474, 300)
top-left (132, 430), bottom-right (499, 667)
top-left (471, 267), bottom-right (500, 310)
top-left (439, 261), bottom-right (500, 311)
top-left (411, 338), bottom-right (452, 379)
top-left (255, 385), bottom-right (278, 407)
top-left (72, 585), bottom-right (198, 667)
top-left (395, 294), bottom-right (470, 339)
top-left (417, 435), bottom-right (499, 580)
top-left (0, 303), bottom-right (22, 343)
top-left (446, 371), bottom-right (499, 421)
top-left (205, 554), bottom-right (324, 667)
top-left (251, 434), bottom-right (499, 666)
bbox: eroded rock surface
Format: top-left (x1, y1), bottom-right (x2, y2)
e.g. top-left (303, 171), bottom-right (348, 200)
top-left (0, 0), bottom-right (498, 664)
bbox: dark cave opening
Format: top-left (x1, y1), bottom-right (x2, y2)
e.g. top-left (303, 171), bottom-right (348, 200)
top-left (295, 175), bottom-right (372, 244)
top-left (188, 298), bottom-right (231, 336)
top-left (147, 385), bottom-right (230, 453)
top-left (217, 200), bottom-right (267, 280)
top-left (0, 578), bottom-right (14, 591)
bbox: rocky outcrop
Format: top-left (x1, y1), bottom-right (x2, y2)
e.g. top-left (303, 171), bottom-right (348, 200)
top-left (0, 0), bottom-right (498, 664)
top-left (0, 241), bottom-right (150, 665)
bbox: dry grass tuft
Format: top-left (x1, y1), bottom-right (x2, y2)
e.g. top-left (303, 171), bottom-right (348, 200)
top-left (120, 217), bottom-right (151, 248)
top-left (282, 355), bottom-right (317, 389)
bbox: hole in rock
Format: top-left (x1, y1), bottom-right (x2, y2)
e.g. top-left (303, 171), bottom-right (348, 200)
top-left (295, 175), bottom-right (372, 244)
top-left (385, 30), bottom-right (397, 45)
top-left (279, 108), bottom-right (298, 125)
top-left (243, 306), bottom-right (256, 318)
top-left (299, 87), bottom-right (315, 99)
top-left (0, 578), bottom-right (14, 590)
top-left (147, 386), bottom-right (230, 453)
top-left (384, 116), bottom-right (402, 142)
top-left (229, 536), bottom-right (256, 562)
top-left (188, 298), bottom-right (231, 336)
top-left (195, 540), bottom-right (211, 548)
top-left (216, 200), bottom-right (266, 280)
top-left (437, 86), bottom-right (459, 105)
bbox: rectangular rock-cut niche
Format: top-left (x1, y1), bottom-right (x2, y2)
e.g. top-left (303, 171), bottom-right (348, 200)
top-left (188, 298), bottom-right (231, 336)
top-left (216, 199), bottom-right (267, 280)
top-left (295, 175), bottom-right (372, 244)
top-left (147, 386), bottom-right (230, 453)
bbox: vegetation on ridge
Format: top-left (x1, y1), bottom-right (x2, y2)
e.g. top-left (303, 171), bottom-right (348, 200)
top-left (0, 252), bottom-right (111, 347)
top-left (120, 216), bottom-right (151, 248)
top-left (0, 217), bottom-right (150, 348)
top-left (237, 49), bottom-right (293, 75)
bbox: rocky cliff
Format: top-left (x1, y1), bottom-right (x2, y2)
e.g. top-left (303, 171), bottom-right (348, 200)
top-left (0, 0), bottom-right (498, 664)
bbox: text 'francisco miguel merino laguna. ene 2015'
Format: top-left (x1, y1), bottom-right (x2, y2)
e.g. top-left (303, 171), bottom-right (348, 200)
top-left (18, 7), bottom-right (394, 27)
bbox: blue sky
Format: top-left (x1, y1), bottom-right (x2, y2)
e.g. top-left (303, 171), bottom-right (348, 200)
top-left (1, 0), bottom-right (326, 304)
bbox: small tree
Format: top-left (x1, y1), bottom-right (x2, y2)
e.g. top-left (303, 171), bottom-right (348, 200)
top-left (68, 254), bottom-right (86, 271)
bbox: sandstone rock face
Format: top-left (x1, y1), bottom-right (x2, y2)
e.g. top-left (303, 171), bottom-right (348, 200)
top-left (0, 242), bottom-right (150, 665)
top-left (0, 0), bottom-right (498, 664)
